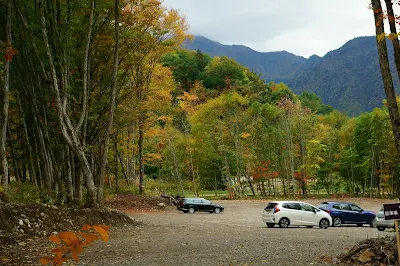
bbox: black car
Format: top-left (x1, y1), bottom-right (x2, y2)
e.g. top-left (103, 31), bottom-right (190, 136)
top-left (177, 197), bottom-right (224, 214)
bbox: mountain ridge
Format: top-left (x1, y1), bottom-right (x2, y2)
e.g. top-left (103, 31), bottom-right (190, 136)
top-left (183, 35), bottom-right (398, 115)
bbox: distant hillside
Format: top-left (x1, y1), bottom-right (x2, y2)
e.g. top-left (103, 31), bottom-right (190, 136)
top-left (288, 37), bottom-right (398, 115)
top-left (184, 36), bottom-right (308, 84)
top-left (184, 36), bottom-right (398, 115)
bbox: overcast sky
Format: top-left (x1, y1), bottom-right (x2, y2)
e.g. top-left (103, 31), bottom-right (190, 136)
top-left (161, 0), bottom-right (396, 58)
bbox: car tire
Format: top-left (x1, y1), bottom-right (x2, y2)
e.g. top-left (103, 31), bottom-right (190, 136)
top-left (188, 207), bottom-right (195, 214)
top-left (377, 226), bottom-right (386, 231)
top-left (214, 208), bottom-right (221, 214)
top-left (369, 221), bottom-right (375, 227)
top-left (319, 218), bottom-right (329, 229)
top-left (266, 223), bottom-right (275, 228)
top-left (183, 210), bottom-right (188, 213)
top-left (278, 217), bottom-right (290, 228)
top-left (332, 217), bottom-right (342, 227)
top-left (306, 226), bottom-right (313, 228)
top-left (357, 224), bottom-right (363, 227)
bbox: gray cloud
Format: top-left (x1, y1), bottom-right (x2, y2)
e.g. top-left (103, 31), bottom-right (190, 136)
top-left (162, 0), bottom-right (390, 58)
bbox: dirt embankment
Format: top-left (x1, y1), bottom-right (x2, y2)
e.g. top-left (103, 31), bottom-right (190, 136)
top-left (0, 195), bottom-right (172, 265)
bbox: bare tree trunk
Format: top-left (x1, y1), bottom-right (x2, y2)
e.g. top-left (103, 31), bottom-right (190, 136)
top-left (97, 0), bottom-right (119, 204)
top-left (39, 0), bottom-right (97, 206)
top-left (65, 147), bottom-right (74, 203)
top-left (7, 124), bottom-right (20, 182)
top-left (372, 0), bottom-right (400, 157)
top-left (183, 123), bottom-right (198, 196)
top-left (1, 0), bottom-right (11, 189)
top-left (167, 136), bottom-right (184, 196)
top-left (18, 96), bottom-right (37, 185)
top-left (114, 135), bottom-right (119, 193)
top-left (138, 115), bottom-right (145, 194)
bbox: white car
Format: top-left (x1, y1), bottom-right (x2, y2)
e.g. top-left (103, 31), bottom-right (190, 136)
top-left (373, 207), bottom-right (395, 231)
top-left (262, 201), bottom-right (332, 229)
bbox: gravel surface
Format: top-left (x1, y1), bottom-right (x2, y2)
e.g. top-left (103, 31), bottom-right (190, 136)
top-left (78, 199), bottom-right (396, 266)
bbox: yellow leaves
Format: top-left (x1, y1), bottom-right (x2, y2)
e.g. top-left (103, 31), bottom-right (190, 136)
top-left (240, 132), bottom-right (251, 139)
top-left (40, 224), bottom-right (110, 265)
top-left (376, 32), bottom-right (400, 42)
top-left (144, 153), bottom-right (163, 163)
top-left (377, 32), bottom-right (386, 42)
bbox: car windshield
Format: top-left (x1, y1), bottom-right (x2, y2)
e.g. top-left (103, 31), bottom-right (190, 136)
top-left (265, 203), bottom-right (277, 210)
top-left (317, 203), bottom-right (329, 209)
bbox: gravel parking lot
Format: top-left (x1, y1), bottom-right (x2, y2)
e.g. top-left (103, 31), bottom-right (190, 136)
top-left (81, 199), bottom-right (396, 266)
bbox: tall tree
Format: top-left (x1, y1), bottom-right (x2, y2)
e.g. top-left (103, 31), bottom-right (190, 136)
top-left (122, 1), bottom-right (189, 194)
top-left (97, 0), bottom-right (119, 204)
top-left (1, 0), bottom-right (11, 190)
top-left (371, 0), bottom-right (400, 196)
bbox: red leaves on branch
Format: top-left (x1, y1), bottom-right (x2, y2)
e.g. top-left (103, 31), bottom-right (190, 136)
top-left (251, 161), bottom-right (280, 181)
top-left (4, 45), bottom-right (17, 62)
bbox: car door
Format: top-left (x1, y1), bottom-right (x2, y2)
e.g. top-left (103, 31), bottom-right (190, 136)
top-left (201, 199), bottom-right (213, 212)
top-left (300, 203), bottom-right (319, 225)
top-left (349, 204), bottom-right (364, 222)
top-left (340, 203), bottom-right (358, 223)
top-left (193, 199), bottom-right (204, 211)
top-left (283, 203), bottom-right (303, 225)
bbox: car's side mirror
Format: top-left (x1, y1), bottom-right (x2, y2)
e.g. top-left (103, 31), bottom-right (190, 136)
top-left (359, 209), bottom-right (363, 212)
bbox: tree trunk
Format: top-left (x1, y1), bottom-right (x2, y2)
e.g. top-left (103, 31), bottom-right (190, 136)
top-left (65, 147), bottom-right (74, 203)
top-left (97, 0), bottom-right (119, 205)
top-left (372, 0), bottom-right (400, 157)
top-left (114, 135), bottom-right (119, 193)
top-left (39, 0), bottom-right (97, 206)
top-left (184, 123), bottom-right (198, 196)
top-left (18, 96), bottom-right (37, 185)
top-left (1, 0), bottom-right (11, 189)
top-left (138, 115), bottom-right (145, 194)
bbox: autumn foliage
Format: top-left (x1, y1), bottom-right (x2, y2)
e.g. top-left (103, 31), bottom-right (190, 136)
top-left (251, 161), bottom-right (279, 181)
top-left (40, 225), bottom-right (110, 266)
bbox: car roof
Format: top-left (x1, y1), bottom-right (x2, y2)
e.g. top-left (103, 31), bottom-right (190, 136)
top-left (184, 197), bottom-right (207, 200)
top-left (321, 201), bottom-right (353, 205)
top-left (268, 201), bottom-right (312, 205)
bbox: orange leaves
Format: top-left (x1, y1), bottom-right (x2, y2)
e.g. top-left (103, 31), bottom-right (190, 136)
top-left (40, 224), bottom-right (110, 265)
top-left (1, 42), bottom-right (17, 62)
top-left (4, 46), bottom-right (17, 62)
top-left (49, 235), bottom-right (61, 244)
top-left (93, 225), bottom-right (109, 242)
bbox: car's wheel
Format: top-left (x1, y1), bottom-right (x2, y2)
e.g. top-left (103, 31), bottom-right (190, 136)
top-left (332, 217), bottom-right (342, 227)
top-left (377, 226), bottom-right (386, 231)
top-left (183, 210), bottom-right (188, 213)
top-left (306, 226), bottom-right (313, 228)
top-left (266, 223), bottom-right (275, 228)
top-left (319, 218), bottom-right (329, 229)
top-left (214, 208), bottom-right (221, 214)
top-left (188, 207), bottom-right (195, 214)
top-left (278, 217), bottom-right (290, 228)
top-left (357, 223), bottom-right (363, 227)
top-left (369, 221), bottom-right (375, 227)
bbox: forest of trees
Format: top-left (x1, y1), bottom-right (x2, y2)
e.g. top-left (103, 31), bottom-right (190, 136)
top-left (1, 0), bottom-right (400, 207)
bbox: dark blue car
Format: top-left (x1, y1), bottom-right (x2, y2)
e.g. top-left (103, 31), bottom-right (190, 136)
top-left (317, 201), bottom-right (376, 227)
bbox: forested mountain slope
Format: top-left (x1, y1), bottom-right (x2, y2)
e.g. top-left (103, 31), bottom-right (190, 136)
top-left (184, 36), bottom-right (398, 115)
top-left (184, 36), bottom-right (307, 84)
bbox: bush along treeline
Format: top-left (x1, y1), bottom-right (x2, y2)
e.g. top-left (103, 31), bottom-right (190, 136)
top-left (1, 1), bottom-right (400, 206)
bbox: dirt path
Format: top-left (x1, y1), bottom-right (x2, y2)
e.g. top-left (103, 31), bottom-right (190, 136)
top-left (77, 198), bottom-right (396, 266)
